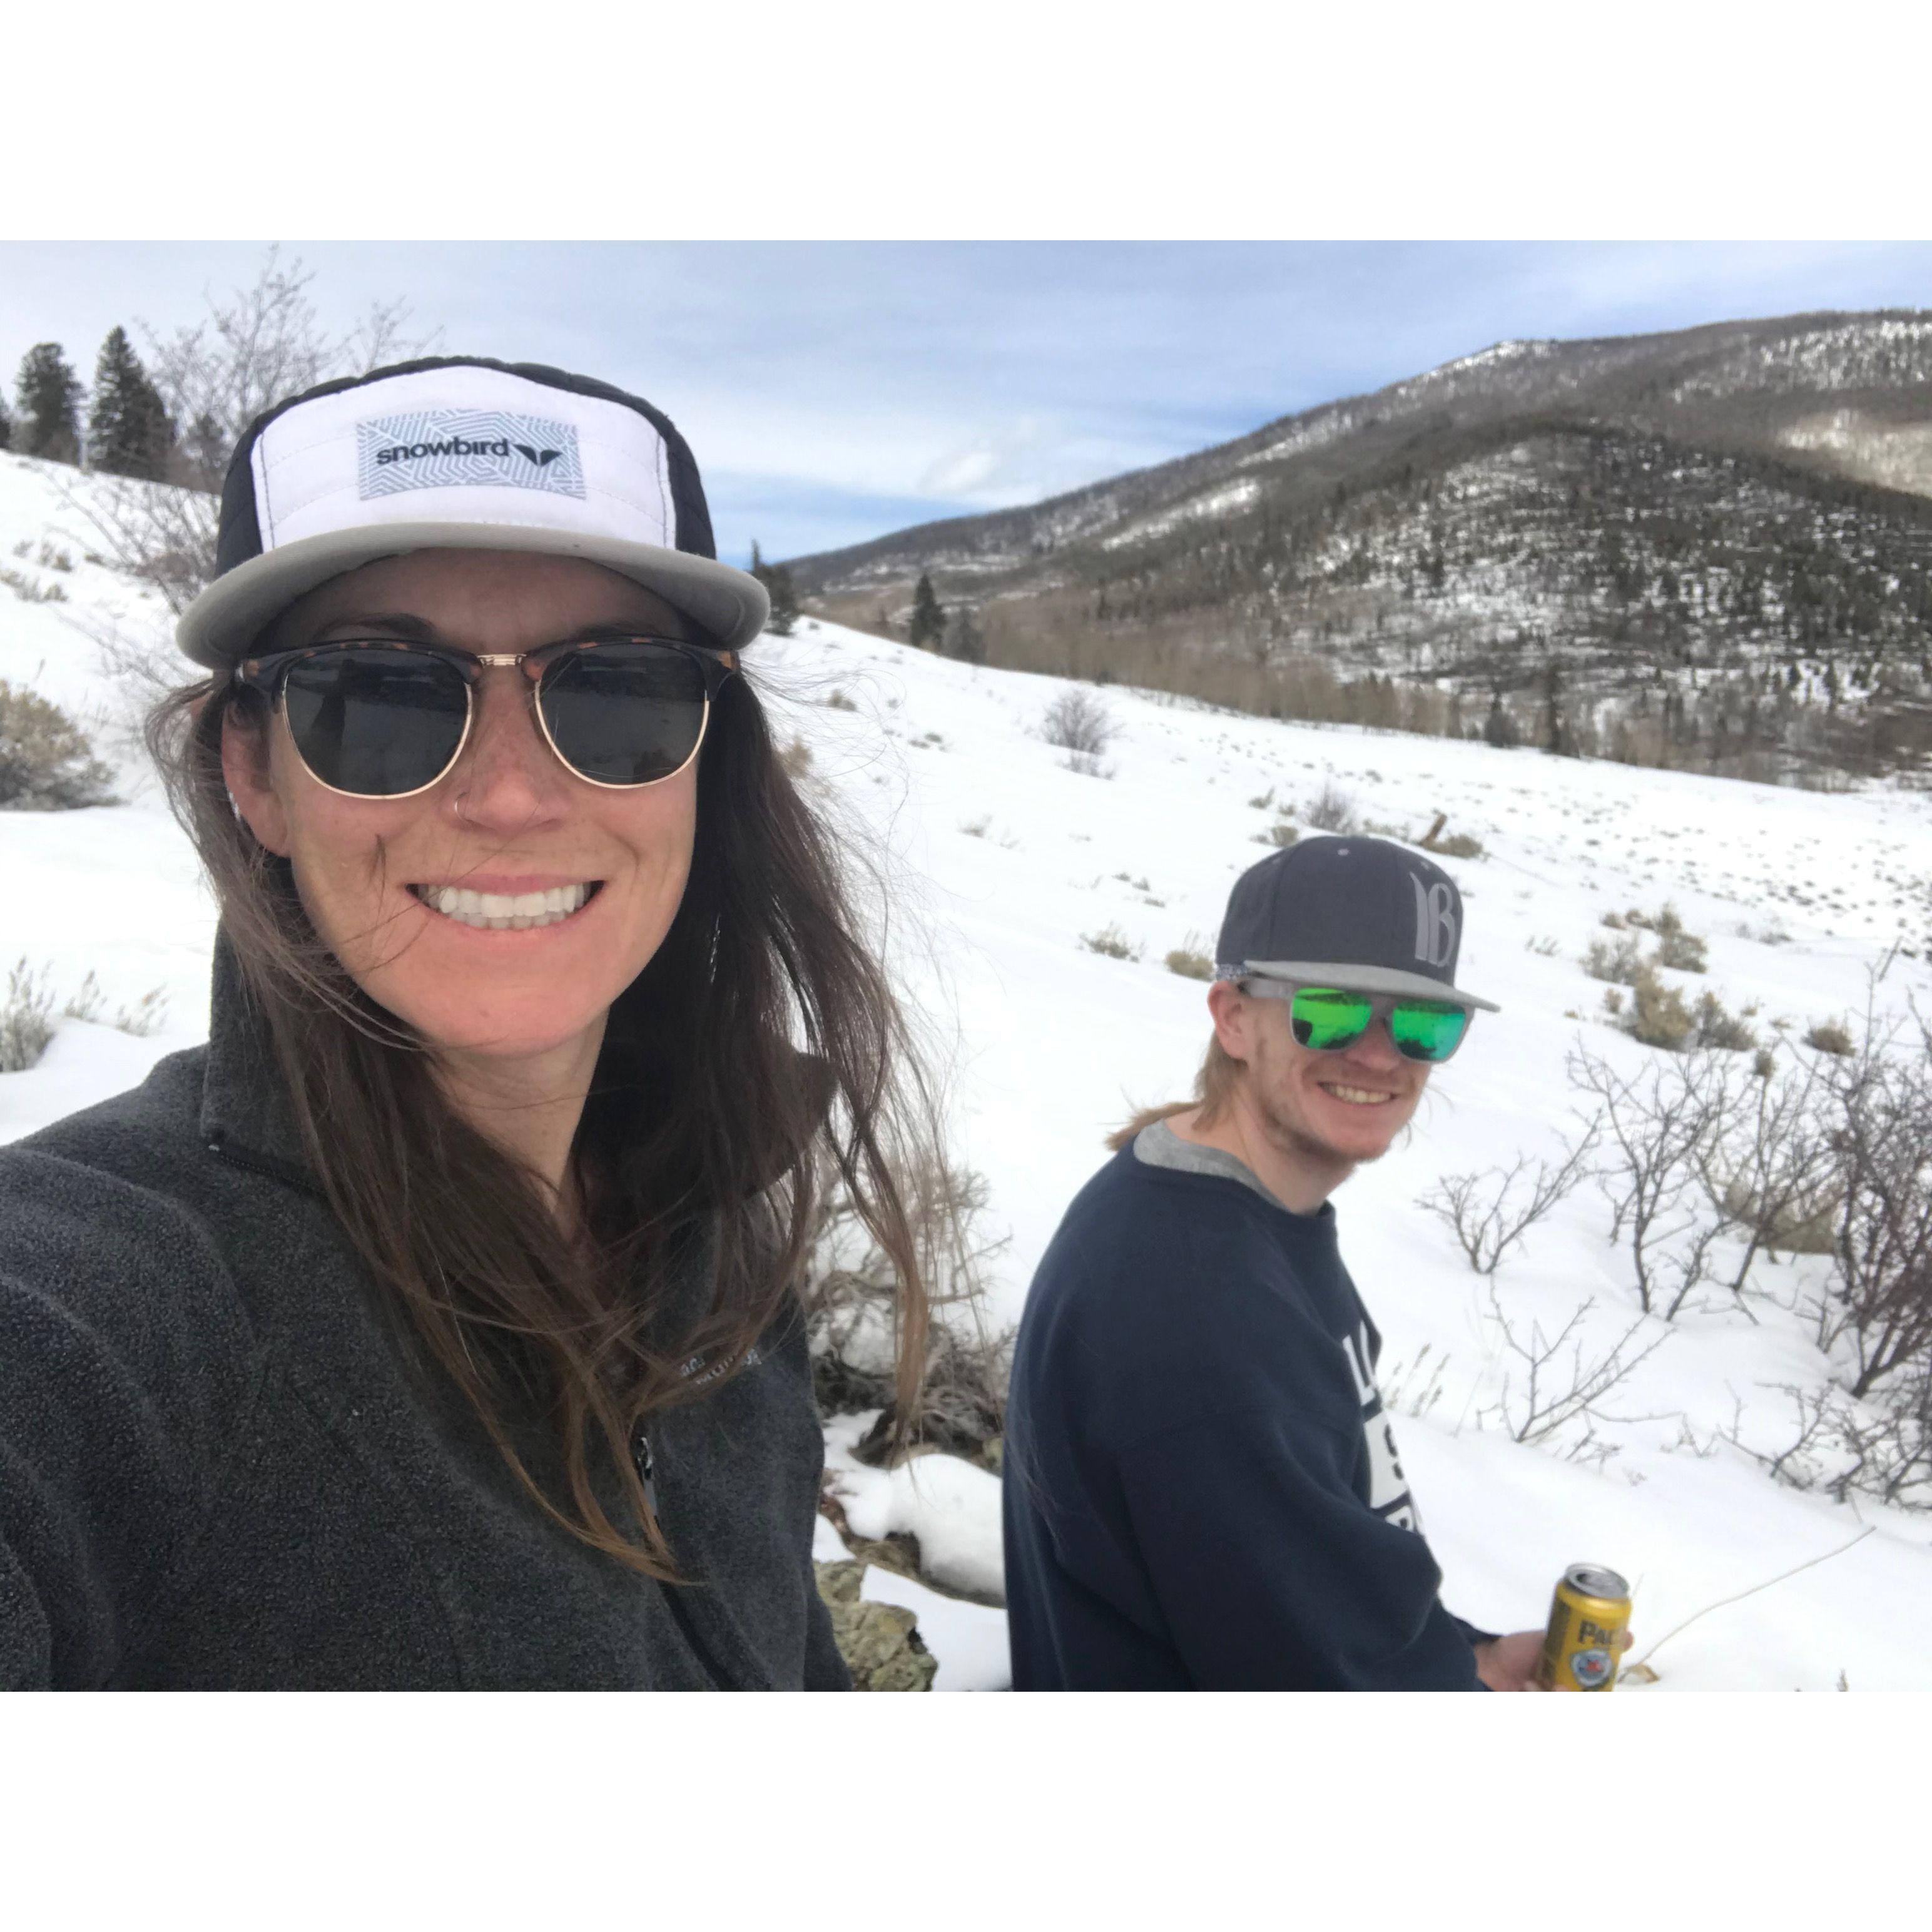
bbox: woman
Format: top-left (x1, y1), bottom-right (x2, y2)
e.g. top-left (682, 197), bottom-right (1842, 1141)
top-left (0, 356), bottom-right (931, 1689)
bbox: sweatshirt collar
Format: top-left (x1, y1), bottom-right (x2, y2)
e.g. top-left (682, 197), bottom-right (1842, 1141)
top-left (1132, 1117), bottom-right (1338, 1228)
top-left (196, 926), bottom-right (321, 1194)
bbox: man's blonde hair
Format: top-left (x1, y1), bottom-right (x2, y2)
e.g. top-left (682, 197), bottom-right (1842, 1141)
top-left (1106, 1032), bottom-right (1244, 1152)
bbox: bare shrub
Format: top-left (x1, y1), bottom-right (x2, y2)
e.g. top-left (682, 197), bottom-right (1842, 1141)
top-left (1258, 818), bottom-right (1299, 848)
top-left (1062, 751), bottom-right (1116, 780)
top-left (1730, 1379), bottom-right (1932, 1512)
top-left (0, 960), bottom-right (56, 1073)
top-left (1657, 928), bottom-right (1709, 973)
top-left (1432, 831), bottom-right (1484, 859)
top-left (1419, 1131), bottom-right (1598, 1275)
top-left (63, 971), bottom-right (169, 1039)
top-left (56, 247), bottom-right (435, 614)
top-left (1601, 910), bottom-right (1627, 930)
top-left (1478, 1284), bottom-right (1671, 1460)
top-left (1806, 1021), bottom-right (1855, 1056)
top-left (1, 566), bottom-right (68, 604)
top-left (1582, 934), bottom-right (1645, 984)
top-left (1302, 781), bottom-right (1360, 834)
top-left (823, 689), bottom-right (858, 712)
top-left (1692, 988), bottom-right (1757, 1052)
top-left (1040, 687), bottom-right (1117, 757)
top-left (1164, 940), bottom-right (1214, 980)
top-left (0, 682), bottom-right (117, 810)
top-left (1568, 1044), bottom-right (1734, 1319)
top-left (1703, 1049), bottom-right (1840, 1284)
top-left (1817, 1015), bottom-right (1932, 1398)
top-left (1625, 966), bottom-right (1695, 1050)
top-left (805, 1153), bottom-right (1012, 1461)
top-left (1081, 924), bottom-right (1142, 962)
top-left (780, 737), bottom-right (813, 778)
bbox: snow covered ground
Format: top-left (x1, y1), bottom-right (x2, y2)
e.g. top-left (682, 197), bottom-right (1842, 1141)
top-left (7, 449), bottom-right (1932, 1690)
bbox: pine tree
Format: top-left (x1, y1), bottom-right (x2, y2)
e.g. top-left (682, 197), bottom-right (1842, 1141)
top-left (0, 392), bottom-right (11, 452)
top-left (764, 562), bottom-right (799, 637)
top-left (1482, 691), bottom-right (1520, 750)
top-left (87, 327), bottom-right (176, 480)
top-left (908, 571), bottom-right (945, 651)
top-left (1540, 657), bottom-right (1574, 756)
top-left (183, 410), bottom-right (228, 491)
top-left (14, 343), bottom-right (84, 464)
top-left (746, 539), bottom-right (800, 637)
top-left (943, 604), bottom-right (986, 664)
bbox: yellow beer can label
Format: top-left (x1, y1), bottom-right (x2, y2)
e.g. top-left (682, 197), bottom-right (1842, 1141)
top-left (1536, 1563), bottom-right (1631, 1692)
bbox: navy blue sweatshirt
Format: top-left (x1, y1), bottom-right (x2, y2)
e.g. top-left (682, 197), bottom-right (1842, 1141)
top-left (1002, 1122), bottom-right (1486, 1690)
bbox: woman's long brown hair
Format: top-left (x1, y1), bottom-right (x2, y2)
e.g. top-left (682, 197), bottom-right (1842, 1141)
top-left (149, 663), bottom-right (933, 1580)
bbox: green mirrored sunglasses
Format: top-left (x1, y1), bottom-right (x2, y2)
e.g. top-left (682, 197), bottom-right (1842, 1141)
top-left (1244, 980), bottom-right (1472, 1064)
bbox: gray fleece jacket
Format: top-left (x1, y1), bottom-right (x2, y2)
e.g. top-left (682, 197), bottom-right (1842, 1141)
top-left (0, 940), bottom-right (848, 1690)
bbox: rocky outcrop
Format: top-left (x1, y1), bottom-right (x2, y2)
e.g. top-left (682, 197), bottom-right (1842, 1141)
top-left (813, 1561), bottom-right (937, 1691)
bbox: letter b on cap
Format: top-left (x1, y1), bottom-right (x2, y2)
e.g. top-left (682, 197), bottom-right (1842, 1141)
top-left (1412, 876), bottom-right (1456, 969)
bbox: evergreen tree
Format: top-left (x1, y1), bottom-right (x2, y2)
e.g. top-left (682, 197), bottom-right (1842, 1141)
top-left (765, 562), bottom-right (799, 637)
top-left (0, 392), bottom-right (11, 452)
top-left (14, 343), bottom-right (84, 464)
top-left (183, 410), bottom-right (229, 491)
top-left (746, 539), bottom-right (800, 637)
top-left (908, 571), bottom-right (945, 651)
top-left (943, 604), bottom-right (986, 664)
top-left (1482, 691), bottom-right (1520, 750)
top-left (1540, 658), bottom-right (1575, 756)
top-left (87, 327), bottom-right (175, 480)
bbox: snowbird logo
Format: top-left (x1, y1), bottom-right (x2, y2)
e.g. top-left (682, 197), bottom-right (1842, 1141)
top-left (514, 444), bottom-right (562, 468)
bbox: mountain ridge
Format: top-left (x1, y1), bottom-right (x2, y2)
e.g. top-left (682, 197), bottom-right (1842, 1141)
top-left (784, 308), bottom-right (1932, 783)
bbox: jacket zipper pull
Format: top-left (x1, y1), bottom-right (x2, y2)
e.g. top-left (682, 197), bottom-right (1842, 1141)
top-left (631, 1423), bottom-right (658, 1516)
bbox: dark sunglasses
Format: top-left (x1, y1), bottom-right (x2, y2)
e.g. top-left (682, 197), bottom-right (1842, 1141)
top-left (1244, 979), bottom-right (1473, 1064)
top-left (232, 634), bottom-right (736, 798)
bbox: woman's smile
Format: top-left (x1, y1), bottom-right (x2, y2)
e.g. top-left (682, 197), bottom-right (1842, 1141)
top-left (406, 876), bottom-right (604, 933)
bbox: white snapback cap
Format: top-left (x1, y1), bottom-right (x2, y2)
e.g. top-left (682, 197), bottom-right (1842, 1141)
top-left (176, 356), bottom-right (768, 669)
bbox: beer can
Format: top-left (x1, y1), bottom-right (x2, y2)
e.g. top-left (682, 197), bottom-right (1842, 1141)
top-left (1535, 1562), bottom-right (1632, 1692)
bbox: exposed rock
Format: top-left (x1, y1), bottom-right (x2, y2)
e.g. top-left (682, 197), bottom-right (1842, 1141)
top-left (815, 1558), bottom-right (865, 1605)
top-left (813, 1560), bottom-right (937, 1691)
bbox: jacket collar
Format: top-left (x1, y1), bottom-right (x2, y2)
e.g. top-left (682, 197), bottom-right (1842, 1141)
top-left (196, 927), bottom-right (322, 1196)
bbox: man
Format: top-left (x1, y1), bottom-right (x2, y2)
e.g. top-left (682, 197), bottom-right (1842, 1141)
top-left (1004, 833), bottom-right (1554, 1690)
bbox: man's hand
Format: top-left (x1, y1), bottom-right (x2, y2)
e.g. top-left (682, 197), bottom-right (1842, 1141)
top-left (1473, 1627), bottom-right (1635, 1690)
top-left (1473, 1630), bottom-right (1548, 1690)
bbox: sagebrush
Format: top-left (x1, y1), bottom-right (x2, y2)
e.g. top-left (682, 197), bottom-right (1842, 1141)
top-left (0, 682), bottom-right (116, 810)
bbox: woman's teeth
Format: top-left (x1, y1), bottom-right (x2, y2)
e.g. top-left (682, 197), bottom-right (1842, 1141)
top-left (1320, 1082), bottom-right (1393, 1106)
top-left (412, 882), bottom-right (594, 931)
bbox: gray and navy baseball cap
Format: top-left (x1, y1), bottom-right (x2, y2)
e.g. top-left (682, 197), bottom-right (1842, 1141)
top-left (1216, 835), bottom-right (1500, 1012)
top-left (176, 355), bottom-right (768, 671)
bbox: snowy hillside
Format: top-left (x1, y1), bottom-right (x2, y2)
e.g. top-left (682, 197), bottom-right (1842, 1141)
top-left (7, 449), bottom-right (1932, 1690)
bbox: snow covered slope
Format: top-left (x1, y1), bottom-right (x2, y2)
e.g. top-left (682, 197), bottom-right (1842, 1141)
top-left (6, 450), bottom-right (1932, 1689)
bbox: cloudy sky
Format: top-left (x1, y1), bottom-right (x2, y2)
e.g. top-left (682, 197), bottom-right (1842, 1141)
top-left (6, 241), bottom-right (1931, 567)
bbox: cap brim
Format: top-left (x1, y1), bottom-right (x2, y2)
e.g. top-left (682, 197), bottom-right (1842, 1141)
top-left (175, 522), bottom-right (770, 670)
top-left (1238, 960), bottom-right (1502, 1014)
